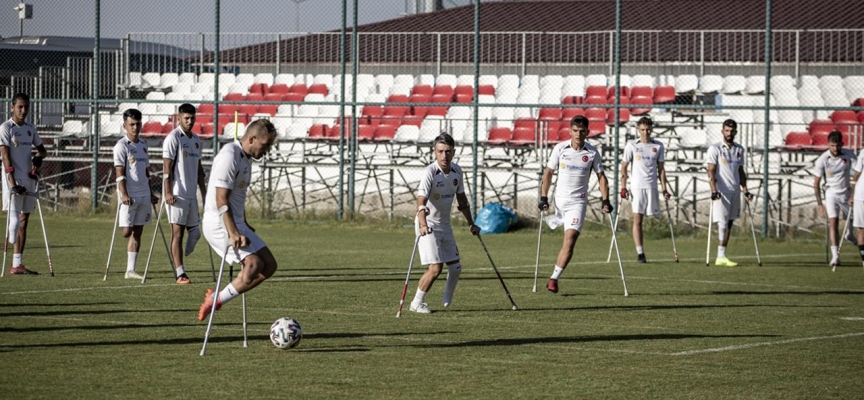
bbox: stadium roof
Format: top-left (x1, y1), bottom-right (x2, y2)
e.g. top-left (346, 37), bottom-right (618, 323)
top-left (0, 36), bottom-right (196, 57)
top-left (206, 0), bottom-right (864, 64)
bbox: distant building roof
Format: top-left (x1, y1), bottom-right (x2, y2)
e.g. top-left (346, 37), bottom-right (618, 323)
top-left (208, 0), bottom-right (864, 65)
top-left (0, 36), bottom-right (195, 57)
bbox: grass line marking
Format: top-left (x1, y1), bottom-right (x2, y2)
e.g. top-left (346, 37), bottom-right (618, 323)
top-left (670, 332), bottom-right (864, 356)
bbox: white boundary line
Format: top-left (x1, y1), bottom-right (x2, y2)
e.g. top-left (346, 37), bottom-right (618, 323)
top-left (670, 332), bottom-right (864, 356)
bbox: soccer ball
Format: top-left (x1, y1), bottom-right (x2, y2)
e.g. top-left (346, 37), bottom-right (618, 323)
top-left (269, 317), bottom-right (302, 349)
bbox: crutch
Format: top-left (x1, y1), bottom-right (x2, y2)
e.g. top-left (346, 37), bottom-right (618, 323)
top-left (396, 235), bottom-right (421, 318)
top-left (608, 213), bottom-right (630, 297)
top-left (745, 199), bottom-right (762, 267)
top-left (1, 191), bottom-right (11, 278)
top-left (607, 195), bottom-right (625, 263)
top-left (477, 235), bottom-right (518, 310)
top-left (141, 201), bottom-right (176, 283)
top-left (533, 211), bottom-right (543, 292)
top-left (834, 206), bottom-right (853, 272)
top-left (227, 257), bottom-right (247, 347)
top-left (32, 190), bottom-right (54, 276)
top-left (706, 199), bottom-right (714, 266)
top-left (200, 245), bottom-right (231, 356)
top-left (208, 246), bottom-right (217, 282)
top-left (665, 196), bottom-right (679, 263)
top-left (102, 201), bottom-right (122, 281)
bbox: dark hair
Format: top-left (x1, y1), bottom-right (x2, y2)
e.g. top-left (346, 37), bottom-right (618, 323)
top-left (722, 119), bottom-right (738, 130)
top-left (827, 130), bottom-right (843, 144)
top-left (246, 118), bottom-right (277, 140)
top-left (123, 108), bottom-right (143, 122)
top-left (433, 132), bottom-right (455, 148)
top-left (570, 115), bottom-right (589, 129)
top-left (178, 103), bottom-right (196, 115)
top-left (12, 93), bottom-right (29, 105)
top-left (637, 116), bottom-right (653, 127)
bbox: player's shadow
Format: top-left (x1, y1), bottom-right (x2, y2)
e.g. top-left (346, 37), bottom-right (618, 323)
top-left (303, 331), bottom-right (457, 340)
top-left (0, 302), bottom-right (120, 308)
top-left (0, 308), bottom-right (188, 318)
top-left (710, 291), bottom-right (864, 296)
top-left (0, 322), bottom-right (205, 333)
top-left (413, 333), bottom-right (778, 348)
top-left (451, 303), bottom-right (829, 313)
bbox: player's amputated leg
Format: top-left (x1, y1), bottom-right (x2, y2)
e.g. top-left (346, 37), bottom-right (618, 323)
top-left (185, 225), bottom-right (201, 256)
top-left (441, 262), bottom-right (461, 307)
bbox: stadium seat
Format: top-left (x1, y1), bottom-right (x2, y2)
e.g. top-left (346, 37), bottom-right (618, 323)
top-left (509, 127), bottom-right (535, 146)
top-left (387, 94), bottom-right (409, 104)
top-left (383, 105), bottom-right (409, 117)
top-left (783, 131), bottom-right (811, 151)
top-left (141, 72), bottom-right (161, 88)
top-left (562, 107), bottom-right (586, 120)
top-left (514, 117), bottom-right (536, 130)
top-left (585, 85), bottom-right (607, 98)
top-left (585, 108), bottom-right (606, 122)
top-left (258, 105), bottom-right (278, 117)
top-left (308, 124), bottom-right (329, 140)
top-left (539, 107), bottom-right (562, 121)
top-left (557, 126), bottom-right (572, 142)
top-left (248, 83), bottom-right (268, 95)
top-left (433, 85), bottom-right (454, 98)
top-left (653, 86), bottom-right (676, 103)
top-left (412, 85), bottom-right (433, 96)
top-left (585, 74), bottom-right (607, 87)
top-left (808, 119), bottom-right (835, 136)
top-left (584, 96), bottom-right (607, 106)
top-left (402, 116), bottom-right (423, 128)
top-left (142, 121), bottom-right (163, 135)
top-left (859, 111), bottom-right (864, 124)
top-left (238, 104), bottom-right (257, 117)
top-left (394, 125), bottom-right (420, 142)
top-left (270, 83), bottom-right (289, 94)
top-left (309, 84), bottom-right (328, 96)
top-left (810, 130), bottom-right (830, 150)
top-left (282, 123), bottom-right (307, 140)
top-left (161, 122), bottom-right (175, 134)
top-left (722, 75), bottom-right (746, 94)
top-left (699, 75), bottom-right (723, 93)
top-left (630, 86), bottom-right (652, 98)
top-left (455, 94), bottom-right (473, 103)
top-left (542, 120), bottom-right (562, 142)
top-left (607, 86), bottom-right (630, 99)
top-left (235, 73), bottom-right (254, 87)
top-left (361, 105), bottom-right (383, 119)
top-left (282, 93), bottom-right (305, 103)
top-left (588, 121), bottom-right (606, 137)
top-left (254, 73), bottom-right (274, 85)
top-left (373, 125), bottom-right (397, 142)
top-left (745, 76), bottom-right (766, 94)
top-left (832, 110), bottom-right (858, 124)
top-left (426, 104), bottom-right (449, 117)
top-left (289, 84), bottom-right (308, 96)
top-left (562, 96), bottom-right (583, 104)
top-left (675, 75), bottom-right (699, 93)
top-left (264, 93), bottom-right (282, 102)
top-left (631, 75), bottom-right (655, 88)
top-left (245, 93), bottom-right (265, 102)
top-left (357, 124), bottom-right (375, 141)
top-left (630, 96), bottom-right (653, 115)
top-left (487, 127), bottom-right (512, 145)
top-left (606, 108), bottom-right (630, 125)
top-left (478, 85), bottom-right (495, 96)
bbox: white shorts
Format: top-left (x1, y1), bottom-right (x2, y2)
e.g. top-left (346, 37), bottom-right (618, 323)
top-left (202, 213), bottom-right (266, 265)
top-left (712, 191), bottom-right (741, 223)
top-left (415, 222), bottom-right (460, 265)
top-left (853, 200), bottom-right (864, 228)
top-left (824, 191), bottom-right (850, 220)
top-left (166, 196), bottom-right (200, 226)
top-left (554, 198), bottom-right (587, 232)
top-left (630, 188), bottom-right (661, 216)
top-left (119, 195), bottom-right (152, 227)
top-left (2, 179), bottom-right (36, 213)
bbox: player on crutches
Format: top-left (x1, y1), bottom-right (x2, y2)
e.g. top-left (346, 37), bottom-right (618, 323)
top-left (706, 119), bottom-right (755, 267)
top-left (619, 117), bottom-right (671, 264)
top-left (162, 103), bottom-right (207, 284)
top-left (1, 92), bottom-right (49, 276)
top-left (538, 116), bottom-right (613, 294)
top-left (197, 119), bottom-right (280, 322)
top-left (813, 131), bottom-right (856, 268)
top-left (845, 135), bottom-right (864, 269)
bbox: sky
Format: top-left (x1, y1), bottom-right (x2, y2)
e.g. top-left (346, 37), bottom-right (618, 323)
top-left (0, 0), bottom-right (434, 39)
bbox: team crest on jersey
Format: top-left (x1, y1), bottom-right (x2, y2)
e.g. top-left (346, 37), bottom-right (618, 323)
top-left (27, 131), bottom-right (31, 137)
top-left (195, 142), bottom-right (199, 149)
top-left (581, 155), bottom-right (588, 162)
top-left (453, 178), bottom-right (458, 186)
top-left (652, 147), bottom-right (657, 153)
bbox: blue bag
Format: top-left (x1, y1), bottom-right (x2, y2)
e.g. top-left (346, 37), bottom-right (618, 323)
top-left (475, 203), bottom-right (518, 234)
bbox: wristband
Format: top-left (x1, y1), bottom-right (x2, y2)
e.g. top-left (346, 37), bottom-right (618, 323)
top-left (417, 205), bottom-right (429, 215)
top-left (5, 167), bottom-right (13, 174)
top-left (116, 176), bottom-right (126, 183)
top-left (163, 175), bottom-right (172, 181)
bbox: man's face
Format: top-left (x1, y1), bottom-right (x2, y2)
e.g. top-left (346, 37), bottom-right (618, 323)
top-left (248, 133), bottom-right (275, 159)
top-left (638, 124), bottom-right (652, 139)
top-left (569, 124), bottom-right (588, 147)
top-left (828, 141), bottom-right (841, 157)
top-left (124, 118), bottom-right (141, 142)
top-left (11, 99), bottom-right (29, 124)
top-left (433, 142), bottom-right (455, 169)
top-left (722, 125), bottom-right (737, 143)
top-left (178, 112), bottom-right (196, 133)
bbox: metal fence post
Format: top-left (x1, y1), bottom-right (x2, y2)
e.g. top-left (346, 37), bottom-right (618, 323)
top-left (91, 0), bottom-right (101, 210)
top-left (761, 0), bottom-right (772, 238)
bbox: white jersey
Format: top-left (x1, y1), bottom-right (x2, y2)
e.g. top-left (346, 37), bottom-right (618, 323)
top-left (706, 141), bottom-right (745, 193)
top-left (547, 141), bottom-right (604, 202)
top-left (0, 119), bottom-right (42, 188)
top-left (204, 142), bottom-right (252, 226)
top-left (162, 128), bottom-right (203, 198)
top-left (416, 161), bottom-right (465, 226)
top-left (622, 139), bottom-right (665, 189)
top-left (853, 151), bottom-right (864, 200)
top-left (815, 149), bottom-right (855, 196)
top-left (113, 136), bottom-right (151, 197)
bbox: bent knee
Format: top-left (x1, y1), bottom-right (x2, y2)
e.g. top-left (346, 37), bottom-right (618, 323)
top-left (122, 228), bottom-right (133, 238)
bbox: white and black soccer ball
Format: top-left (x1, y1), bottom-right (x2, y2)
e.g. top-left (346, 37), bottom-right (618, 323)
top-left (270, 317), bottom-right (302, 349)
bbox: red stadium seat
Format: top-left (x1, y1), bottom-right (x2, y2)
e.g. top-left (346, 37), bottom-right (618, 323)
top-left (585, 85), bottom-right (607, 98)
top-left (607, 96), bottom-right (630, 105)
top-left (584, 96), bottom-right (608, 106)
top-left (411, 85), bottom-right (433, 96)
top-left (282, 93), bottom-right (304, 103)
top-left (198, 104), bottom-right (214, 114)
top-left (258, 104), bottom-right (278, 116)
top-left (427, 105), bottom-right (449, 117)
top-left (454, 94), bottom-right (473, 103)
top-left (454, 85), bottom-right (474, 97)
top-left (562, 96), bottom-right (583, 105)
top-left (808, 119), bottom-right (834, 135)
top-left (308, 84), bottom-right (328, 96)
top-left (606, 108), bottom-right (630, 125)
top-left (387, 94), bottom-right (409, 103)
top-left (630, 96), bottom-right (653, 115)
top-left (539, 107), bottom-right (562, 121)
top-left (831, 110), bottom-right (858, 124)
top-left (248, 83), bottom-right (268, 95)
top-left (200, 123), bottom-right (214, 136)
top-left (585, 108), bottom-right (606, 122)
top-left (859, 111), bottom-right (864, 124)
top-left (411, 106), bottom-right (428, 118)
top-left (196, 115), bottom-right (212, 125)
top-left (562, 107), bottom-right (585, 120)
top-left (142, 121), bottom-right (163, 135)
top-left (373, 125), bottom-right (397, 142)
top-left (223, 93), bottom-right (244, 101)
top-left (245, 93), bottom-right (265, 102)
top-left (630, 86), bottom-right (652, 98)
top-left (218, 105), bottom-right (237, 116)
top-left (330, 124), bottom-right (353, 141)
top-left (477, 85), bottom-right (495, 96)
top-left (162, 122), bottom-right (175, 134)
top-left (269, 84), bottom-right (289, 94)
top-left (509, 127), bottom-right (536, 146)
top-left (383, 105), bottom-right (408, 117)
top-left (433, 85), bottom-right (453, 98)
top-left (542, 120), bottom-right (562, 142)
top-left (357, 124), bottom-right (375, 141)
top-left (557, 126), bottom-right (572, 142)
top-left (238, 104), bottom-right (257, 117)
top-left (854, 98), bottom-right (864, 107)
top-left (430, 94), bottom-right (451, 103)
top-left (607, 86), bottom-right (630, 99)
top-left (308, 124), bottom-right (329, 140)
top-left (514, 117), bottom-right (536, 130)
top-left (588, 120), bottom-right (606, 137)
top-left (376, 115), bottom-right (402, 129)
top-left (402, 116), bottom-right (423, 127)
top-left (362, 105), bottom-right (383, 118)
top-left (653, 86), bottom-right (676, 103)
top-left (288, 84), bottom-right (308, 96)
top-left (784, 131), bottom-right (811, 151)
top-left (264, 93), bottom-right (282, 102)
top-left (487, 127), bottom-right (512, 145)
top-left (811, 129), bottom-right (830, 151)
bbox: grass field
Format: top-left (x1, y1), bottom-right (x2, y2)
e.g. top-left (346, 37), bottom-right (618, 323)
top-left (1, 215), bottom-right (863, 399)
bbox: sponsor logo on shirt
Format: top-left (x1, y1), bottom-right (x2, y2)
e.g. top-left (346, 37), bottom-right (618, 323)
top-left (432, 193), bottom-right (441, 200)
top-left (238, 180), bottom-right (247, 189)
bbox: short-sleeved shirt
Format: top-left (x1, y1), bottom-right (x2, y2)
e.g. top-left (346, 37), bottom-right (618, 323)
top-left (815, 149), bottom-right (856, 196)
top-left (622, 139), bottom-right (665, 189)
top-left (0, 119), bottom-right (42, 187)
top-left (112, 136), bottom-right (150, 197)
top-left (853, 151), bottom-right (864, 200)
top-left (547, 141), bottom-right (604, 202)
top-left (162, 128), bottom-right (202, 198)
top-left (416, 161), bottom-right (465, 226)
top-left (706, 141), bottom-right (745, 193)
top-left (204, 142), bottom-right (251, 226)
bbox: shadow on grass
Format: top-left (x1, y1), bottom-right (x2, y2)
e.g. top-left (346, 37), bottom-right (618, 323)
top-left (411, 333), bottom-right (778, 348)
top-left (450, 303), bottom-right (838, 313)
top-left (0, 302), bottom-right (120, 308)
top-left (0, 308), bottom-right (189, 318)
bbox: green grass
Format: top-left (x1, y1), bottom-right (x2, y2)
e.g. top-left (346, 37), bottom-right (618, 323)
top-left (1, 215), bottom-right (863, 399)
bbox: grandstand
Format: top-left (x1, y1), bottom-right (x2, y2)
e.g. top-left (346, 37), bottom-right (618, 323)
top-left (2, 0), bottom-right (863, 235)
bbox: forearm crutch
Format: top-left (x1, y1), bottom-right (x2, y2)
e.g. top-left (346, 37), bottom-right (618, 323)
top-left (706, 199), bottom-right (714, 267)
top-left (745, 200), bottom-right (762, 267)
top-left (608, 213), bottom-right (629, 297)
top-left (665, 197), bottom-right (679, 263)
top-left (607, 196), bottom-right (625, 263)
top-left (833, 206), bottom-right (853, 272)
top-left (533, 211), bottom-right (543, 292)
top-left (396, 235), bottom-right (421, 318)
top-left (102, 201), bottom-right (122, 281)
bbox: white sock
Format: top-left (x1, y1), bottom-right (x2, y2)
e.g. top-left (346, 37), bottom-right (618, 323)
top-left (442, 263), bottom-right (462, 306)
top-left (127, 252), bottom-right (138, 272)
top-left (7, 213), bottom-right (19, 244)
top-left (636, 246), bottom-right (644, 255)
top-left (831, 246), bottom-right (839, 260)
top-left (412, 289), bottom-right (427, 305)
top-left (12, 253), bottom-right (22, 268)
top-left (176, 265), bottom-right (186, 276)
top-left (717, 246), bottom-right (726, 259)
top-left (185, 225), bottom-right (201, 256)
top-left (218, 283), bottom-right (239, 304)
top-left (550, 265), bottom-right (564, 280)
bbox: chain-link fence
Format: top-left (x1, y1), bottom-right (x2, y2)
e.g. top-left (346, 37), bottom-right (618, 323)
top-left (1, 0), bottom-right (862, 238)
